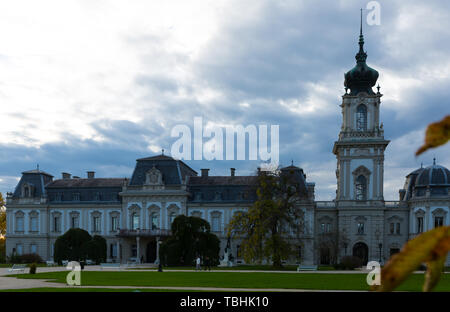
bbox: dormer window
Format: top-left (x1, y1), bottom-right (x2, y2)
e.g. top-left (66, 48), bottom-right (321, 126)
top-left (73, 193), bottom-right (80, 201)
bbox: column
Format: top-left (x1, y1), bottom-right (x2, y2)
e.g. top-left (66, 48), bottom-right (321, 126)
top-left (116, 240), bottom-right (120, 263)
top-left (136, 235), bottom-right (140, 263)
top-left (155, 236), bottom-right (160, 264)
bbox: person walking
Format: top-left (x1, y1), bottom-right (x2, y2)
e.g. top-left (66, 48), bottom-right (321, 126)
top-left (195, 256), bottom-right (201, 271)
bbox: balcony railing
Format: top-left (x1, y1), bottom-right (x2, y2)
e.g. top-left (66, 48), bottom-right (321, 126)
top-left (117, 229), bottom-right (172, 237)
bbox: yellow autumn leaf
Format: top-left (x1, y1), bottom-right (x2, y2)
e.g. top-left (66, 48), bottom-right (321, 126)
top-left (416, 115), bottom-right (450, 156)
top-left (423, 252), bottom-right (447, 292)
top-left (374, 226), bottom-right (450, 292)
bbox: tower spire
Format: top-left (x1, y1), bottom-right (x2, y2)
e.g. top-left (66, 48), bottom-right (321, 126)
top-left (356, 8), bottom-right (367, 63)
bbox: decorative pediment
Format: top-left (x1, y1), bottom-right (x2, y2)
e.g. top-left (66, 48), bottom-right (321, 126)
top-left (432, 208), bottom-right (448, 216)
top-left (387, 215), bottom-right (403, 222)
top-left (352, 165), bottom-right (371, 177)
top-left (145, 165), bottom-right (163, 185)
top-left (318, 216), bottom-right (333, 223)
top-left (414, 208), bottom-right (425, 217)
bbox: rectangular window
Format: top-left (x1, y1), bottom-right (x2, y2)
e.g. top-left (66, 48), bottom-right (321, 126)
top-left (434, 216), bottom-right (444, 228)
top-left (16, 217), bottom-right (24, 232)
top-left (110, 244), bottom-right (118, 258)
top-left (111, 216), bottom-right (118, 231)
top-left (357, 223), bottom-right (365, 235)
top-left (212, 216), bottom-right (220, 232)
top-left (326, 223), bottom-right (331, 233)
top-left (320, 223), bottom-right (325, 233)
top-left (71, 216), bottom-right (79, 229)
top-left (93, 216), bottom-right (101, 232)
top-left (31, 244), bottom-right (37, 254)
top-left (53, 216), bottom-right (61, 232)
top-left (151, 214), bottom-right (158, 230)
top-left (30, 217), bottom-right (38, 232)
top-left (390, 223), bottom-right (394, 234)
top-left (131, 245), bottom-right (137, 257)
top-left (16, 244), bottom-right (23, 255)
top-left (396, 223), bottom-right (401, 234)
top-left (298, 246), bottom-right (302, 259)
top-left (417, 217), bottom-right (423, 233)
top-left (73, 193), bottom-right (80, 201)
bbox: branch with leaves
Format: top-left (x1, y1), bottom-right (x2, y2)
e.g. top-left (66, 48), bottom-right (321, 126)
top-left (372, 226), bottom-right (450, 292)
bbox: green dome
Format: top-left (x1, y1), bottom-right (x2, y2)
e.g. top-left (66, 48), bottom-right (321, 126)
top-left (344, 18), bottom-right (379, 95)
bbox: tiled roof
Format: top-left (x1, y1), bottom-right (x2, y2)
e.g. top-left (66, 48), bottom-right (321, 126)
top-left (188, 176), bottom-right (256, 185)
top-left (46, 178), bottom-right (126, 188)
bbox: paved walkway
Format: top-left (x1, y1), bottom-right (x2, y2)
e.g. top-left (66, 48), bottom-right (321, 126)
top-left (0, 276), bottom-right (366, 292)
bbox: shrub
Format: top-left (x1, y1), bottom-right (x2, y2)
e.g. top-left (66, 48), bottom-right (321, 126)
top-left (29, 263), bottom-right (37, 274)
top-left (19, 253), bottom-right (43, 264)
top-left (338, 256), bottom-right (363, 270)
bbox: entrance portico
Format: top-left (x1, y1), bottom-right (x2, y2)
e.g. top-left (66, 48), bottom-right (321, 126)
top-left (116, 229), bottom-right (170, 264)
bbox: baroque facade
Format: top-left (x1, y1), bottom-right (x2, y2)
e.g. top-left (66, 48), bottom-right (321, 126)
top-left (5, 26), bottom-right (450, 266)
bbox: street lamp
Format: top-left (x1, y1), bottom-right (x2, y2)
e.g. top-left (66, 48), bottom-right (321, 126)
top-left (378, 243), bottom-right (382, 263)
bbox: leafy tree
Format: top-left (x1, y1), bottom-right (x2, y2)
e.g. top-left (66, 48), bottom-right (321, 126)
top-left (0, 192), bottom-right (6, 237)
top-left (81, 235), bottom-right (107, 264)
top-left (0, 237), bottom-right (5, 263)
top-left (227, 168), bottom-right (308, 268)
top-left (54, 228), bottom-right (106, 264)
top-left (160, 215), bottom-right (220, 266)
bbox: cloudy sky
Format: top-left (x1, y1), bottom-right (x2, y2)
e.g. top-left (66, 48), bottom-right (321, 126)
top-left (0, 0), bottom-right (449, 200)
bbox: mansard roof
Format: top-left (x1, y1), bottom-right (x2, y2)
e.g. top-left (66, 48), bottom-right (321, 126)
top-left (12, 169), bottom-right (54, 198)
top-left (129, 154), bottom-right (197, 186)
top-left (46, 178), bottom-right (126, 188)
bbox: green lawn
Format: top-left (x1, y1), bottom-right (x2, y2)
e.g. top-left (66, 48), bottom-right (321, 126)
top-left (8, 271), bottom-right (450, 291)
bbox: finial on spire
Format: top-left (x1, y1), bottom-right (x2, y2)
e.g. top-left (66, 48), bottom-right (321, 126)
top-left (377, 84), bottom-right (380, 93)
top-left (421, 162), bottom-right (423, 168)
top-left (37, 164), bottom-right (39, 171)
top-left (360, 8), bottom-right (363, 36)
top-left (291, 160), bottom-right (294, 166)
top-left (433, 157), bottom-right (436, 165)
top-left (162, 148), bottom-right (164, 155)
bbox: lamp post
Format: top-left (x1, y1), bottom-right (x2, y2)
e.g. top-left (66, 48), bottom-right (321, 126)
top-left (378, 243), bottom-right (382, 263)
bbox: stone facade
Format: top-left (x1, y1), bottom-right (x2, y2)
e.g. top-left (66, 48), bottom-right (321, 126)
top-left (4, 27), bottom-right (450, 266)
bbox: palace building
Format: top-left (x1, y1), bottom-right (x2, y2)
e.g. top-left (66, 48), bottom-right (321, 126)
top-left (4, 23), bottom-right (450, 266)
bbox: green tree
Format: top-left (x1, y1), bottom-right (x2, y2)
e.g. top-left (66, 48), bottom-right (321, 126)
top-left (54, 228), bottom-right (91, 264)
top-left (160, 215), bottom-right (220, 266)
top-left (227, 169), bottom-right (307, 268)
top-left (0, 192), bottom-right (6, 237)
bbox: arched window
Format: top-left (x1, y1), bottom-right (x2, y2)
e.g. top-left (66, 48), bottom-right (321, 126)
top-left (355, 175), bottom-right (367, 200)
top-left (356, 104), bottom-right (367, 131)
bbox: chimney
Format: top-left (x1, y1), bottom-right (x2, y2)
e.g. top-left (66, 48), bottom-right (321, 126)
top-left (62, 172), bottom-right (71, 179)
top-left (230, 168), bottom-right (236, 177)
top-left (87, 171), bottom-right (95, 179)
top-left (201, 169), bottom-right (209, 177)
